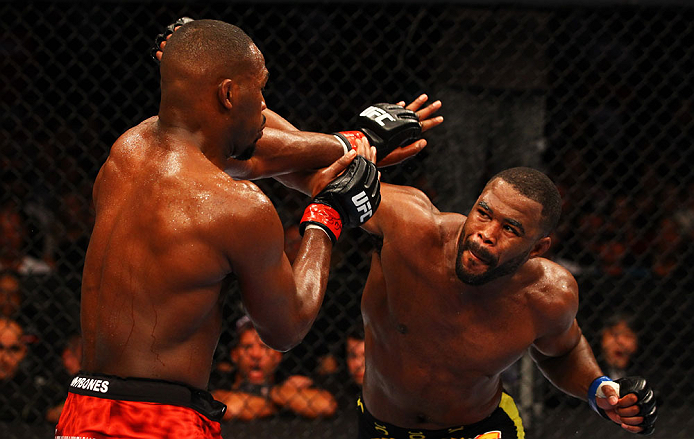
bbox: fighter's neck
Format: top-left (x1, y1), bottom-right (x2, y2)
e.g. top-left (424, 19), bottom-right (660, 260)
top-left (460, 258), bottom-right (541, 303)
top-left (153, 115), bottom-right (226, 168)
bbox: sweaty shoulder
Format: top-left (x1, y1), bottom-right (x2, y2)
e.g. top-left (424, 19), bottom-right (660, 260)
top-left (363, 183), bottom-right (460, 239)
top-left (211, 177), bottom-right (283, 261)
top-left (110, 117), bottom-right (158, 160)
top-left (92, 118), bottom-right (158, 208)
top-left (208, 177), bottom-right (278, 237)
top-left (522, 258), bottom-right (579, 335)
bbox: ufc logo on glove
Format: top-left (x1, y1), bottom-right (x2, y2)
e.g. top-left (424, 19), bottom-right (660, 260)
top-left (300, 156), bottom-right (380, 244)
top-left (360, 106), bottom-right (397, 126)
top-left (352, 191), bottom-right (373, 222)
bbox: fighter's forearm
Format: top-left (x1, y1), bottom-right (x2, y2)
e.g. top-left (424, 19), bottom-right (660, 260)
top-left (225, 129), bottom-right (344, 181)
top-left (530, 335), bottom-right (605, 401)
top-left (281, 229), bottom-right (333, 349)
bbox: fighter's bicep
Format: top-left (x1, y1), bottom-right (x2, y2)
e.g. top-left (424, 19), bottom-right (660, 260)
top-left (237, 250), bottom-right (297, 335)
top-left (225, 198), bottom-right (297, 335)
top-left (529, 268), bottom-right (581, 357)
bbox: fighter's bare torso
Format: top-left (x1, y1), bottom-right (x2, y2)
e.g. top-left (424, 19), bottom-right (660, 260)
top-left (80, 117), bottom-right (270, 389)
top-left (360, 184), bottom-right (576, 428)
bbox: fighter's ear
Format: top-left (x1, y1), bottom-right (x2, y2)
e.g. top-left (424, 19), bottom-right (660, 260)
top-left (530, 236), bottom-right (551, 258)
top-left (218, 79), bottom-right (233, 110)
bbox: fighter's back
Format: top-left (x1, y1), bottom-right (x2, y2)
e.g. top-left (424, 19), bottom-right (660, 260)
top-left (80, 118), bottom-right (263, 388)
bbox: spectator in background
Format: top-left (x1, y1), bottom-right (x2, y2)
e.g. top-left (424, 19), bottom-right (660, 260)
top-left (53, 190), bottom-right (94, 278)
top-left (597, 314), bottom-right (639, 380)
top-left (0, 270), bottom-right (22, 320)
top-left (0, 270), bottom-right (41, 342)
top-left (45, 333), bottom-right (82, 424)
top-left (314, 317), bottom-right (365, 417)
top-left (0, 317), bottom-right (60, 422)
top-left (0, 201), bottom-right (52, 276)
top-left (651, 217), bottom-right (684, 279)
top-left (596, 231), bottom-right (628, 278)
top-left (344, 320), bottom-right (365, 390)
top-left (211, 316), bottom-right (337, 421)
top-left (0, 269), bottom-right (80, 381)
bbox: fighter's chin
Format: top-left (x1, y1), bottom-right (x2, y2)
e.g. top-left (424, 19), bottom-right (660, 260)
top-left (455, 252), bottom-right (490, 286)
top-left (456, 267), bottom-right (491, 286)
top-left (456, 256), bottom-right (490, 286)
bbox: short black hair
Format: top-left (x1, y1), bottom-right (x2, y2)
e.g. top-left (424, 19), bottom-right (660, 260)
top-left (161, 19), bottom-right (256, 80)
top-left (487, 167), bottom-right (562, 237)
top-left (603, 312), bottom-right (640, 334)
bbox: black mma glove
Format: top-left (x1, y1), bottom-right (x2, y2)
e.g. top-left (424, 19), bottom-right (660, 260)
top-left (150, 17), bottom-right (195, 63)
top-left (588, 376), bottom-right (657, 435)
top-left (334, 103), bottom-right (422, 159)
top-left (299, 156), bottom-right (380, 244)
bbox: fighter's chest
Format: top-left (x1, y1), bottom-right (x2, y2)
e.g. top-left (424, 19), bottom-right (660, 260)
top-left (382, 289), bottom-right (537, 372)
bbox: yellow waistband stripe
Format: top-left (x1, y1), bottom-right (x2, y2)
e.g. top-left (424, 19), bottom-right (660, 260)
top-left (500, 392), bottom-right (525, 439)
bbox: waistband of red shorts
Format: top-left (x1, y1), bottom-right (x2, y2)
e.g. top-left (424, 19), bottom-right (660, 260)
top-left (68, 372), bottom-right (226, 422)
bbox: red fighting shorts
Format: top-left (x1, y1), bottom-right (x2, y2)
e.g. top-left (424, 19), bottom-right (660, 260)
top-left (55, 373), bottom-right (226, 439)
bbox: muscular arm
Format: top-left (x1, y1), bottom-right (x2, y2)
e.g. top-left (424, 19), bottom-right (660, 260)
top-left (530, 323), bottom-right (604, 400)
top-left (224, 109), bottom-right (349, 194)
top-left (529, 274), bottom-right (604, 400)
top-left (225, 154), bottom-right (358, 351)
top-left (224, 97), bottom-right (441, 183)
top-left (224, 116), bottom-right (345, 181)
top-left (229, 194), bottom-right (332, 351)
top-left (360, 183), bottom-right (442, 237)
top-left (154, 26), bottom-right (440, 183)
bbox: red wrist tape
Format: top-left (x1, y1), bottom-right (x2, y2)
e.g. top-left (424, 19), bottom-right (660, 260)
top-left (301, 204), bottom-right (342, 242)
top-left (337, 131), bottom-right (367, 150)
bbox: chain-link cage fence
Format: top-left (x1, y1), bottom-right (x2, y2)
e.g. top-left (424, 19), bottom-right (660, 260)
top-left (1, 2), bottom-right (693, 438)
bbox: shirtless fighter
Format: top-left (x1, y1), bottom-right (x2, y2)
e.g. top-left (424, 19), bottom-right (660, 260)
top-left (54, 20), bottom-right (383, 438)
top-left (357, 167), bottom-right (657, 438)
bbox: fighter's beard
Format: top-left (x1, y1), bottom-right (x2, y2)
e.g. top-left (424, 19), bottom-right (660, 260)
top-left (455, 237), bottom-right (530, 286)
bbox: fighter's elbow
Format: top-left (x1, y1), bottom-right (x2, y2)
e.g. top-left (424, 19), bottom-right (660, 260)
top-left (258, 328), bottom-right (306, 353)
top-left (225, 158), bottom-right (260, 180)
